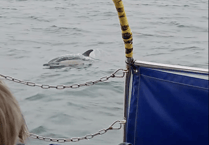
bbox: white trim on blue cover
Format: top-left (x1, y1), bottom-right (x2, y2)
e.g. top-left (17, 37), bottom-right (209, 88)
top-left (134, 60), bottom-right (208, 75)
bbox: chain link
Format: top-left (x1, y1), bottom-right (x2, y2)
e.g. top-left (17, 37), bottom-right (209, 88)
top-left (28, 120), bottom-right (126, 143)
top-left (1, 70), bottom-right (128, 142)
top-left (0, 69), bottom-right (128, 89)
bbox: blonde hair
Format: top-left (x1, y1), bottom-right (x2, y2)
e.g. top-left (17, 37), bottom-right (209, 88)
top-left (0, 80), bottom-right (28, 145)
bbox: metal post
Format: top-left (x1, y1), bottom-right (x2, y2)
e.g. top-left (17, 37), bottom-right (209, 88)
top-left (123, 57), bottom-right (133, 142)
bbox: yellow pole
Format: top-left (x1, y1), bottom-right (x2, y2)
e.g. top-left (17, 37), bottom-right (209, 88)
top-left (112, 0), bottom-right (134, 142)
top-left (112, 0), bottom-right (133, 58)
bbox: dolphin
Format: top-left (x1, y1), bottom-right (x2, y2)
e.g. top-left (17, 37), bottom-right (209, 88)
top-left (43, 49), bottom-right (93, 69)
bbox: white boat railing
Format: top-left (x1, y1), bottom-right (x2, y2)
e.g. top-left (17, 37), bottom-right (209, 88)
top-left (134, 60), bottom-right (208, 75)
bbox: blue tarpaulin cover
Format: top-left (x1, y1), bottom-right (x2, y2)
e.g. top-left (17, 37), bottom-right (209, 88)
top-left (126, 66), bottom-right (208, 145)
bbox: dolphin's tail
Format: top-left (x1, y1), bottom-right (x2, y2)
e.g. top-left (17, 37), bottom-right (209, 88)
top-left (82, 49), bottom-right (93, 57)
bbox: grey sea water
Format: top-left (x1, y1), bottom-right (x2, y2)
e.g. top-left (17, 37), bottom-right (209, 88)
top-left (0, 0), bottom-right (208, 145)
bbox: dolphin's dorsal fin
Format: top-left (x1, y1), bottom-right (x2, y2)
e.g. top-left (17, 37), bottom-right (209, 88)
top-left (82, 49), bottom-right (93, 56)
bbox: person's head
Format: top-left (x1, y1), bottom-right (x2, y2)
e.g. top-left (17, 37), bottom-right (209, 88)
top-left (0, 80), bottom-right (28, 145)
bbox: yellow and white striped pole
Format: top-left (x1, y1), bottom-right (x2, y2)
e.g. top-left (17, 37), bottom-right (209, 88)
top-left (112, 0), bottom-right (134, 142)
top-left (113, 0), bottom-right (133, 58)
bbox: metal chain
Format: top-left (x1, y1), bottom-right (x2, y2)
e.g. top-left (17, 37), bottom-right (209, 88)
top-left (0, 69), bottom-right (128, 89)
top-left (29, 120), bottom-right (126, 143)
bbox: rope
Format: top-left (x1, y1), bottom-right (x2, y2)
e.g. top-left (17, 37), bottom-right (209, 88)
top-left (112, 0), bottom-right (133, 58)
